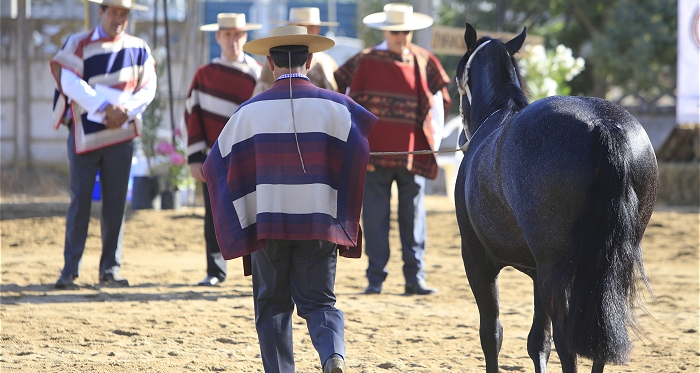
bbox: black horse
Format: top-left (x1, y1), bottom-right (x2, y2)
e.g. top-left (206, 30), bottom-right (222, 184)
top-left (454, 23), bottom-right (658, 373)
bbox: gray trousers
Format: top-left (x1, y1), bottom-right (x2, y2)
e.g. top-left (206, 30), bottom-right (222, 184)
top-left (251, 239), bottom-right (345, 373)
top-left (61, 133), bottom-right (133, 278)
top-left (202, 181), bottom-right (227, 279)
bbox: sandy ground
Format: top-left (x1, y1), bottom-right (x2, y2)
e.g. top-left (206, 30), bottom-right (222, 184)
top-left (1, 195), bottom-right (698, 373)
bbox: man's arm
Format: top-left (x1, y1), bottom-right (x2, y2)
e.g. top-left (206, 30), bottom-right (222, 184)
top-left (122, 65), bottom-right (158, 119)
top-left (61, 68), bottom-right (127, 128)
top-left (60, 68), bottom-right (108, 116)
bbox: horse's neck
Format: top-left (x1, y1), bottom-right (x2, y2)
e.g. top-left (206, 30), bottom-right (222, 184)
top-left (470, 97), bottom-right (524, 142)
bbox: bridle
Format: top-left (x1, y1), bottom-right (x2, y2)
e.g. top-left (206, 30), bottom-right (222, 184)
top-left (455, 40), bottom-right (491, 145)
top-left (455, 39), bottom-right (520, 146)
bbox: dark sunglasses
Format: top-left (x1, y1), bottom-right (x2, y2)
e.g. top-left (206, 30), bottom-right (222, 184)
top-left (390, 30), bottom-right (411, 35)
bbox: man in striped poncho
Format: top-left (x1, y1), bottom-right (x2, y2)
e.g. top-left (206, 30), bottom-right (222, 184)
top-left (183, 13), bottom-right (263, 287)
top-left (203, 26), bottom-right (377, 373)
top-left (50, 0), bottom-right (156, 289)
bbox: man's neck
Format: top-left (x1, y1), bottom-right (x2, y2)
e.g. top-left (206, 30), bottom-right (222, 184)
top-left (272, 67), bottom-right (306, 80)
top-left (378, 40), bottom-right (411, 55)
top-left (96, 25), bottom-right (122, 39)
top-left (221, 53), bottom-right (243, 63)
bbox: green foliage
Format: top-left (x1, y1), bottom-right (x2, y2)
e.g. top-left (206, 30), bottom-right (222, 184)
top-left (591, 0), bottom-right (677, 100)
top-left (139, 47), bottom-right (167, 175)
top-left (436, 0), bottom-right (677, 99)
top-left (357, 0), bottom-right (387, 48)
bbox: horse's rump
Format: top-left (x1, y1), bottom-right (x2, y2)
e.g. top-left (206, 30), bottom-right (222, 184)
top-left (515, 96), bottom-right (656, 364)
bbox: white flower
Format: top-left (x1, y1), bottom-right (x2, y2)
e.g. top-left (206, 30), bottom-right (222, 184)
top-left (519, 44), bottom-right (585, 100)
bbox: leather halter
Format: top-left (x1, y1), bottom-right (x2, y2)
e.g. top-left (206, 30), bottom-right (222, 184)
top-left (455, 40), bottom-right (519, 146)
top-left (455, 40), bottom-right (491, 144)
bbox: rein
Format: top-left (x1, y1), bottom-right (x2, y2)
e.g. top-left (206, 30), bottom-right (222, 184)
top-left (368, 107), bottom-right (502, 156)
top-left (453, 40), bottom-right (492, 149)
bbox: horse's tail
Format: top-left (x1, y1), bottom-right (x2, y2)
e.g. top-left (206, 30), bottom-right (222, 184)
top-left (553, 124), bottom-right (650, 364)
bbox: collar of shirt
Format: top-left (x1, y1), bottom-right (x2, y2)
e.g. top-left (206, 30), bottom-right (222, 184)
top-left (375, 40), bottom-right (412, 56)
top-left (94, 25), bottom-right (107, 40)
top-left (275, 73), bottom-right (311, 82)
top-left (220, 53), bottom-right (246, 64)
top-left (375, 40), bottom-right (388, 51)
top-left (95, 25), bottom-right (123, 40)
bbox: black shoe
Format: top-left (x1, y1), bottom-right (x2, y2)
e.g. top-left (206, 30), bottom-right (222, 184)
top-left (99, 273), bottom-right (129, 287)
top-left (197, 275), bottom-right (224, 286)
top-left (323, 356), bottom-right (346, 373)
top-left (55, 274), bottom-right (77, 289)
top-left (405, 281), bottom-right (436, 295)
top-left (363, 283), bottom-right (382, 294)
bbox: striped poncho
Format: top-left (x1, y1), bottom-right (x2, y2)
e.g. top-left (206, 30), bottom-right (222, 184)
top-left (203, 77), bottom-right (377, 267)
top-left (50, 28), bottom-right (156, 154)
top-left (184, 56), bottom-right (262, 164)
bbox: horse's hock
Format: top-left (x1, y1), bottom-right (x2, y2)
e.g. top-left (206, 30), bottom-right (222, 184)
top-left (655, 124), bottom-right (700, 206)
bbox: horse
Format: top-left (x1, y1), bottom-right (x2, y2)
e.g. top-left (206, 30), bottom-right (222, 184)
top-left (453, 23), bottom-right (658, 373)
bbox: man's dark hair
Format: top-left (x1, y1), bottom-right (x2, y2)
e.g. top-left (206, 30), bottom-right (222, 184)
top-left (269, 45), bottom-right (309, 68)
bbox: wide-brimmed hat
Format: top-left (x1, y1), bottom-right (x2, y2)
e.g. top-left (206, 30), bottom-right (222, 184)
top-left (363, 3), bottom-right (433, 31)
top-left (243, 26), bottom-right (335, 56)
top-left (273, 7), bottom-right (339, 27)
top-left (199, 13), bottom-right (263, 32)
top-left (89, 0), bottom-right (148, 11)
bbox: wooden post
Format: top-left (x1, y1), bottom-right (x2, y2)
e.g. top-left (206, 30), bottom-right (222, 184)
top-left (163, 0), bottom-right (176, 146)
top-left (15, 0), bottom-right (31, 167)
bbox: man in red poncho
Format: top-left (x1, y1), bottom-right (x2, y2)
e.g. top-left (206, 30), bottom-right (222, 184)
top-left (335, 3), bottom-right (451, 295)
top-left (183, 13), bottom-right (262, 286)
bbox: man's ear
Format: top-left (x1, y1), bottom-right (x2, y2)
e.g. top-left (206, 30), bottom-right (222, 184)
top-left (306, 53), bottom-right (313, 69)
top-left (266, 55), bottom-right (275, 72)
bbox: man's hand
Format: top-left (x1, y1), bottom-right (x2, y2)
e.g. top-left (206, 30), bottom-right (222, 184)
top-left (189, 162), bottom-right (206, 182)
top-left (104, 105), bottom-right (129, 129)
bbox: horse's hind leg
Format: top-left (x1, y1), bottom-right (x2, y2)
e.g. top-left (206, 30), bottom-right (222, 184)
top-left (552, 323), bottom-right (578, 373)
top-left (591, 360), bottom-right (605, 373)
top-left (526, 276), bottom-right (552, 373)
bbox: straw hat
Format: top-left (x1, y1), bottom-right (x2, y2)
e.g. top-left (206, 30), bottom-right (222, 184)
top-left (88, 0), bottom-right (148, 11)
top-left (199, 13), bottom-right (263, 32)
top-left (362, 3), bottom-right (433, 31)
top-left (273, 7), bottom-right (339, 27)
top-left (243, 26), bottom-right (335, 56)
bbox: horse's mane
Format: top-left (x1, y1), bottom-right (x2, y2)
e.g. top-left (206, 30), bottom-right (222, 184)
top-left (458, 36), bottom-right (528, 124)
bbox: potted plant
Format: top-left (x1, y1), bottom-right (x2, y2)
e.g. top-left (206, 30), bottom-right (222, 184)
top-left (154, 128), bottom-right (194, 209)
top-left (131, 47), bottom-right (166, 210)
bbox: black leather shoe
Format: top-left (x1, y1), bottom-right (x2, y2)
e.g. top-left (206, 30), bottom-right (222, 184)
top-left (323, 356), bottom-right (346, 373)
top-left (405, 281), bottom-right (436, 295)
top-left (198, 275), bottom-right (224, 286)
top-left (55, 274), bottom-right (77, 289)
top-left (99, 273), bottom-right (129, 287)
top-left (363, 283), bottom-right (382, 294)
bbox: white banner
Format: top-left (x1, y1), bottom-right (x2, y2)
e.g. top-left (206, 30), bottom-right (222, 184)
top-left (677, 0), bottom-right (700, 124)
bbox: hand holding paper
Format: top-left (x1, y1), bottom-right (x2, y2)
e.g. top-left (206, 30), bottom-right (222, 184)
top-left (87, 84), bottom-right (133, 127)
top-left (104, 105), bottom-right (129, 128)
